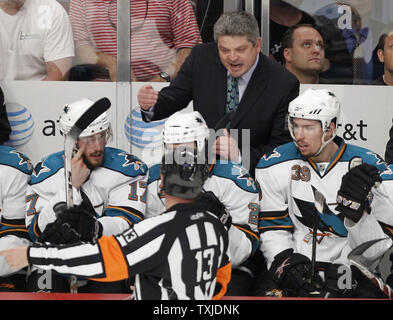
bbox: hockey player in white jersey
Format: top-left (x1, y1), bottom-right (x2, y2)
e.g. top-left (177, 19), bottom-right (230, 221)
top-left (24, 98), bottom-right (148, 293)
top-left (255, 88), bottom-right (393, 298)
top-left (0, 139), bottom-right (231, 300)
top-left (146, 111), bottom-right (260, 296)
top-left (0, 87), bottom-right (33, 291)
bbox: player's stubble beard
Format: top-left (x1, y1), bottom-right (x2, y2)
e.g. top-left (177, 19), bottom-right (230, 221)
top-left (83, 152), bottom-right (104, 170)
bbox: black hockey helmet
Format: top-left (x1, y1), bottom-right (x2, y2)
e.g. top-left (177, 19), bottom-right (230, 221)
top-left (0, 86), bottom-right (11, 144)
top-left (160, 145), bottom-right (209, 199)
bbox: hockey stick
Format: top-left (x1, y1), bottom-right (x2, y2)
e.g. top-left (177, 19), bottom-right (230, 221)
top-left (310, 187), bottom-right (325, 294)
top-left (64, 97), bottom-right (111, 293)
top-left (348, 238), bottom-right (393, 299)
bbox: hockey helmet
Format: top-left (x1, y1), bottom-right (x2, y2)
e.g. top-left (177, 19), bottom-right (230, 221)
top-left (288, 88), bottom-right (340, 156)
top-left (58, 98), bottom-right (111, 138)
top-left (160, 145), bottom-right (209, 199)
top-left (162, 111), bottom-right (210, 155)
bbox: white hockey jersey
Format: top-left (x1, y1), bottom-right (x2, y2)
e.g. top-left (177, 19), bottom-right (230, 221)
top-left (0, 145), bottom-right (33, 275)
top-left (146, 159), bottom-right (260, 267)
top-left (256, 137), bottom-right (393, 268)
top-left (26, 147), bottom-right (148, 242)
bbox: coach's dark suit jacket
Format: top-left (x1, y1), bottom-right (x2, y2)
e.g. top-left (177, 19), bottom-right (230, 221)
top-left (150, 42), bottom-right (299, 175)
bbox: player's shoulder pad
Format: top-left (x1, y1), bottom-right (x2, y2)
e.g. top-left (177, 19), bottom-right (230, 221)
top-left (211, 160), bottom-right (259, 193)
top-left (30, 151), bottom-right (64, 184)
top-left (256, 142), bottom-right (300, 169)
top-left (102, 147), bottom-right (148, 177)
top-left (0, 145), bottom-right (33, 175)
top-left (342, 144), bottom-right (387, 172)
top-left (147, 163), bottom-right (161, 185)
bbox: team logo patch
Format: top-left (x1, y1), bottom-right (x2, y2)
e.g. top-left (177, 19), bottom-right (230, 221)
top-left (10, 150), bottom-right (33, 171)
top-left (366, 152), bottom-right (386, 166)
top-left (32, 161), bottom-right (51, 177)
top-left (263, 148), bottom-right (281, 161)
top-left (119, 152), bottom-right (146, 172)
top-left (233, 165), bottom-right (257, 190)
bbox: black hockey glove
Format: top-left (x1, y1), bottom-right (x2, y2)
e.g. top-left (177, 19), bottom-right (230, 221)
top-left (324, 263), bottom-right (356, 298)
top-left (56, 204), bottom-right (103, 242)
top-left (269, 248), bottom-right (322, 297)
top-left (38, 219), bottom-right (81, 245)
top-left (196, 191), bottom-right (232, 229)
top-left (335, 163), bottom-right (382, 223)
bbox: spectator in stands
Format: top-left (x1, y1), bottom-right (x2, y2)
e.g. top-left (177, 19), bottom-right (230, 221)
top-left (283, 24), bottom-right (328, 84)
top-left (68, 0), bottom-right (202, 82)
top-left (0, 86), bottom-right (33, 292)
top-left (0, 0), bottom-right (74, 80)
top-left (373, 30), bottom-right (393, 86)
top-left (315, 0), bottom-right (388, 85)
top-left (269, 0), bottom-right (316, 65)
top-left (376, 31), bottom-right (393, 164)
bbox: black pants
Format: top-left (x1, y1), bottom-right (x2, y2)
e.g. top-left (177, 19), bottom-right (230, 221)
top-left (0, 272), bottom-right (27, 292)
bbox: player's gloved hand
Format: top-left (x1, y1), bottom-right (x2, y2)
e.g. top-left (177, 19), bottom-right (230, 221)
top-left (38, 219), bottom-right (81, 245)
top-left (269, 248), bottom-right (322, 297)
top-left (335, 163), bottom-right (382, 223)
top-left (196, 191), bottom-right (232, 229)
top-left (55, 204), bottom-right (103, 242)
top-left (324, 263), bottom-right (356, 298)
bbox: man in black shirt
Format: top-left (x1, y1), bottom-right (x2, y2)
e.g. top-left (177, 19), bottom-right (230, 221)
top-left (373, 31), bottom-right (393, 86)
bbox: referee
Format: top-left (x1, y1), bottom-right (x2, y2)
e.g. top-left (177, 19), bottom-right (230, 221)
top-left (0, 146), bottom-right (232, 300)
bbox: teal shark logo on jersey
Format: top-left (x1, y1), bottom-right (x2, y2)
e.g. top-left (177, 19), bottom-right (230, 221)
top-left (262, 149), bottom-right (281, 161)
top-left (10, 150), bottom-right (33, 171)
top-left (119, 152), bottom-right (146, 172)
top-left (233, 164), bottom-right (257, 190)
top-left (293, 195), bottom-right (348, 237)
top-left (33, 160), bottom-right (51, 178)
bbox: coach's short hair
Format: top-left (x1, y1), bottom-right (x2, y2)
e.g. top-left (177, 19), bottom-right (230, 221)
top-left (213, 11), bottom-right (260, 46)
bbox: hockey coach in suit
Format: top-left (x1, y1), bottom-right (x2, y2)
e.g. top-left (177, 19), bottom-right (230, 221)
top-left (137, 11), bottom-right (299, 177)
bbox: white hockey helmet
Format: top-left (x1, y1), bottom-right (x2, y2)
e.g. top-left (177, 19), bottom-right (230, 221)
top-left (162, 111), bottom-right (210, 154)
top-left (58, 98), bottom-right (110, 138)
top-left (288, 88), bottom-right (341, 156)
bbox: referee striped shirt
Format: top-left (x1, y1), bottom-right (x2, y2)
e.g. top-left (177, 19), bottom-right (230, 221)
top-left (69, 0), bottom-right (202, 81)
top-left (28, 202), bottom-right (231, 300)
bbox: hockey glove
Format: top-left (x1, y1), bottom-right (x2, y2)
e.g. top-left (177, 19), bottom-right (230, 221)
top-left (38, 219), bottom-right (81, 245)
top-left (335, 163), bottom-right (382, 223)
top-left (196, 191), bottom-right (232, 229)
top-left (269, 248), bottom-right (321, 297)
top-left (56, 205), bottom-right (103, 242)
top-left (324, 263), bottom-right (356, 298)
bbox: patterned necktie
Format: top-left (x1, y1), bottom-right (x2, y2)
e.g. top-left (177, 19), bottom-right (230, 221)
top-left (226, 76), bottom-right (239, 113)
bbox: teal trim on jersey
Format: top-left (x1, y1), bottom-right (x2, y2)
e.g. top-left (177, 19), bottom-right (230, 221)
top-left (381, 165), bottom-right (393, 181)
top-left (258, 211), bottom-right (294, 233)
top-left (30, 151), bottom-right (64, 185)
top-left (102, 147), bottom-right (148, 177)
top-left (28, 214), bottom-right (39, 242)
top-left (256, 142), bottom-right (300, 169)
top-left (0, 145), bottom-right (32, 175)
top-left (104, 207), bottom-right (143, 227)
top-left (147, 163), bottom-right (161, 185)
top-left (341, 142), bottom-right (387, 172)
top-left (211, 160), bottom-right (259, 193)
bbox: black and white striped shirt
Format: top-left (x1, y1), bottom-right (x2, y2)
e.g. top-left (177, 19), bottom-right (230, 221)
top-left (28, 202), bottom-right (231, 300)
